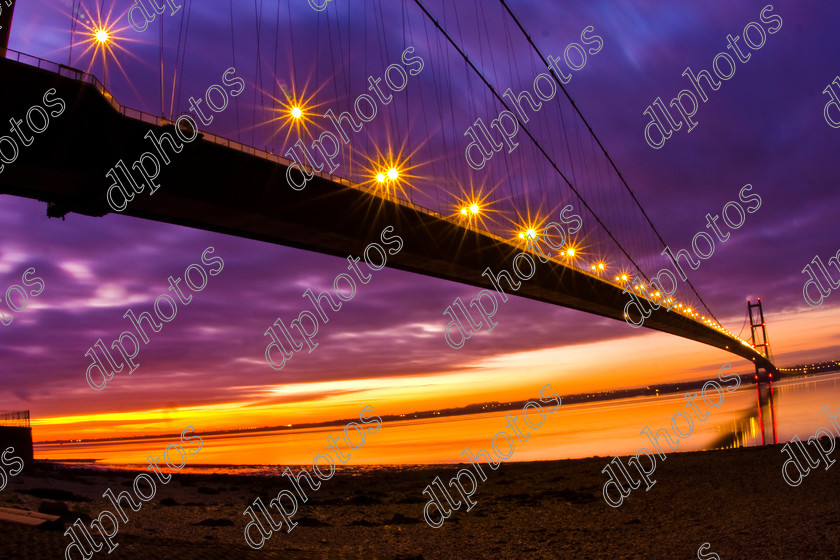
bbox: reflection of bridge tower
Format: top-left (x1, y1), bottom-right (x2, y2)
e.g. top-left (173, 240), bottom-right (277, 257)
top-left (748, 298), bottom-right (777, 444)
top-left (754, 382), bottom-right (778, 445)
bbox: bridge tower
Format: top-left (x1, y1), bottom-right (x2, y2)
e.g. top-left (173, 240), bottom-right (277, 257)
top-left (748, 297), bottom-right (777, 444)
top-left (747, 297), bottom-right (773, 379)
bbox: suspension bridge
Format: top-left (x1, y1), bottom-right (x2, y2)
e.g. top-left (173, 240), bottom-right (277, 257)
top-left (0, 1), bottom-right (777, 375)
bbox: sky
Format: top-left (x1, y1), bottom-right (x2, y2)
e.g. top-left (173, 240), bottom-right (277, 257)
top-left (1, 0), bottom-right (839, 443)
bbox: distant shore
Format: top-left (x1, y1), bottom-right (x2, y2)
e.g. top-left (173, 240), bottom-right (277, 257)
top-left (2, 443), bottom-right (838, 559)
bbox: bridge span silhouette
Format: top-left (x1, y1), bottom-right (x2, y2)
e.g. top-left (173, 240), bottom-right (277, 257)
top-left (0, 52), bottom-right (776, 374)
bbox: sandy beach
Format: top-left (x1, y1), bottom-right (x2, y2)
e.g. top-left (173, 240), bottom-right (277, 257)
top-left (1, 443), bottom-right (838, 559)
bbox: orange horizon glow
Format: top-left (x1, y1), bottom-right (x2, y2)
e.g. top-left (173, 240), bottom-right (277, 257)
top-left (27, 303), bottom-right (839, 444)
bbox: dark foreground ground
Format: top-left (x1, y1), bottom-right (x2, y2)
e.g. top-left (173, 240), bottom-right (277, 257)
top-left (0, 444), bottom-right (838, 559)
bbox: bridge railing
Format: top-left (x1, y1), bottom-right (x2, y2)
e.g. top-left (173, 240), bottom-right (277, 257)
top-left (4, 50), bottom-right (466, 227)
top-left (5, 52), bottom-right (452, 208)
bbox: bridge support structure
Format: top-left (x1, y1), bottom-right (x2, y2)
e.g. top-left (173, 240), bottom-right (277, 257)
top-left (748, 297), bottom-right (777, 444)
top-left (748, 298), bottom-right (774, 381)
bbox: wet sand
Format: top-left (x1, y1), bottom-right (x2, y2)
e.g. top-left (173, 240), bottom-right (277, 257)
top-left (1, 443), bottom-right (838, 559)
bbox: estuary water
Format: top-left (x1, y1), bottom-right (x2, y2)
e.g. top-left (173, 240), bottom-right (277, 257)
top-left (35, 372), bottom-right (840, 474)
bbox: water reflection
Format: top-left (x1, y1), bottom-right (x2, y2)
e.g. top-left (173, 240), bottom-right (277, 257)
top-left (716, 372), bottom-right (840, 452)
top-left (35, 372), bottom-right (840, 473)
top-left (713, 379), bottom-right (778, 449)
top-left (757, 380), bottom-right (779, 445)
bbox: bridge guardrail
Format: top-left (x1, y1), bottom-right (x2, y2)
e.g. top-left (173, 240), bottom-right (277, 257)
top-left (4, 49), bottom-right (459, 227)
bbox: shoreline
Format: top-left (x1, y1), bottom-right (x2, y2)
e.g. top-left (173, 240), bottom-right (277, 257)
top-left (2, 443), bottom-right (838, 559)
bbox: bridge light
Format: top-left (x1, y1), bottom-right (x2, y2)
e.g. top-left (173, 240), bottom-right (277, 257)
top-left (387, 168), bottom-right (399, 180)
top-left (526, 229), bottom-right (536, 239)
top-left (456, 194), bottom-right (490, 228)
top-left (290, 106), bottom-right (303, 119)
top-left (94, 28), bottom-right (110, 44)
top-left (376, 173), bottom-right (386, 183)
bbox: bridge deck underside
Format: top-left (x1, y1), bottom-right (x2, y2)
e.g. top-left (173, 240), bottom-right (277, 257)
top-left (0, 58), bottom-right (775, 372)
